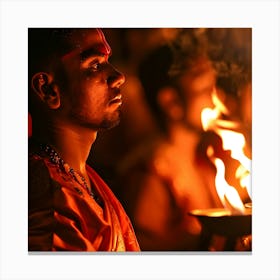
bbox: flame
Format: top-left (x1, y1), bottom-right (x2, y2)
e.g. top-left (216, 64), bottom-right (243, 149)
top-left (202, 88), bottom-right (252, 213)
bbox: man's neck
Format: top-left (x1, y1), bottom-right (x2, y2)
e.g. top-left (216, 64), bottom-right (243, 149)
top-left (32, 119), bottom-right (97, 176)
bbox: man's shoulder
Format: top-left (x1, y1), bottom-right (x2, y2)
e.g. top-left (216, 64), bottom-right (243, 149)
top-left (29, 152), bottom-right (49, 176)
top-left (28, 152), bottom-right (53, 199)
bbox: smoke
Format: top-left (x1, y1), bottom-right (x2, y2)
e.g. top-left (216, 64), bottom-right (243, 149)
top-left (169, 28), bottom-right (252, 98)
top-left (206, 28), bottom-right (252, 97)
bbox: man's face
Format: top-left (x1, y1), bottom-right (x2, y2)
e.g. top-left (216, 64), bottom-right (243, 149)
top-left (177, 59), bottom-right (216, 130)
top-left (58, 29), bottom-right (125, 130)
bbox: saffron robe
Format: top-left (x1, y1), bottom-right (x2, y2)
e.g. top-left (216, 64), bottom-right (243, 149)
top-left (28, 152), bottom-right (140, 251)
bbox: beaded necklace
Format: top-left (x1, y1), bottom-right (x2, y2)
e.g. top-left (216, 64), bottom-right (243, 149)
top-left (40, 143), bottom-right (103, 207)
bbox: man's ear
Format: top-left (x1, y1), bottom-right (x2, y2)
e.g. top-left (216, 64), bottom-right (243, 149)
top-left (31, 72), bottom-right (61, 109)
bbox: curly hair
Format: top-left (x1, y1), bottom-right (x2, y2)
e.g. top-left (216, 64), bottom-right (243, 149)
top-left (169, 28), bottom-right (252, 98)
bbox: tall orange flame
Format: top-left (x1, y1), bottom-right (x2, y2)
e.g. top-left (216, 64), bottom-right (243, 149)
top-left (201, 88), bottom-right (251, 213)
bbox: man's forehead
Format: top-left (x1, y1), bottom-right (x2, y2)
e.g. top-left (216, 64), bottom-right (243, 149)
top-left (95, 29), bottom-right (111, 55)
top-left (62, 28), bottom-right (111, 60)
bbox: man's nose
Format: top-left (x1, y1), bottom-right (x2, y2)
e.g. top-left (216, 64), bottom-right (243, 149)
top-left (108, 67), bottom-right (125, 88)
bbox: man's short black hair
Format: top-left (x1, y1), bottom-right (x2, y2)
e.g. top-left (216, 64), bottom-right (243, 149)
top-left (28, 28), bottom-right (76, 75)
top-left (28, 28), bottom-right (76, 114)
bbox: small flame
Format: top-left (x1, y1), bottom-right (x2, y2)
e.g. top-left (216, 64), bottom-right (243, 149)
top-left (202, 88), bottom-right (252, 213)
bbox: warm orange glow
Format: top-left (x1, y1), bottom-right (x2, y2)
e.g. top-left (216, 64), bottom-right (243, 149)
top-left (217, 128), bottom-right (252, 199)
top-left (201, 87), bottom-right (252, 213)
top-left (212, 157), bottom-right (246, 214)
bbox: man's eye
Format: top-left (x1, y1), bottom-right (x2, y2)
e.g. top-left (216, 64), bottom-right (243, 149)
top-left (88, 61), bottom-right (101, 71)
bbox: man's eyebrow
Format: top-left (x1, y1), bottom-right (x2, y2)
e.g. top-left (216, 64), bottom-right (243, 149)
top-left (80, 46), bottom-right (111, 61)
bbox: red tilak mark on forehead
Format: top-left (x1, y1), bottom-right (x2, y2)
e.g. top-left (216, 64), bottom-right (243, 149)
top-left (61, 29), bottom-right (111, 61)
top-left (96, 28), bottom-right (111, 55)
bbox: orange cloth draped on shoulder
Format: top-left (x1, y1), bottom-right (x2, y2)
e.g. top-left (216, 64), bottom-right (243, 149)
top-left (28, 151), bottom-right (140, 252)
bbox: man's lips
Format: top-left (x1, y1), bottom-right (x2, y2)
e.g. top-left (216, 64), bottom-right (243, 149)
top-left (109, 94), bottom-right (122, 105)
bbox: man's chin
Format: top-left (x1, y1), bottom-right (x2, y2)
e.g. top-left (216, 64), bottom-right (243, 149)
top-left (100, 115), bottom-right (121, 130)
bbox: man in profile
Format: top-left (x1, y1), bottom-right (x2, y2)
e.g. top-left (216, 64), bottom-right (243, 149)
top-left (28, 28), bottom-right (140, 251)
